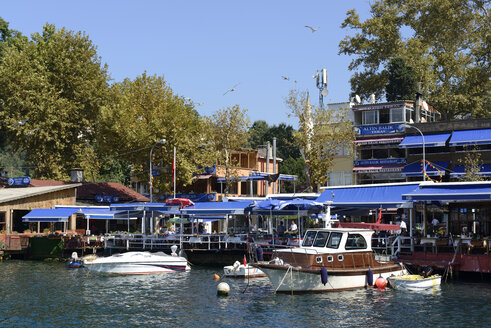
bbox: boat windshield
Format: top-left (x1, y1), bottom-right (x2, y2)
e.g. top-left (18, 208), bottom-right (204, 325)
top-left (313, 231), bottom-right (330, 247)
top-left (326, 232), bottom-right (343, 249)
top-left (345, 233), bottom-right (367, 250)
top-left (302, 231), bottom-right (317, 247)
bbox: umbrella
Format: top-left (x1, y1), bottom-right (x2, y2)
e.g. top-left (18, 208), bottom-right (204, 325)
top-left (252, 198), bottom-right (285, 210)
top-left (165, 198), bottom-right (194, 208)
top-left (277, 198), bottom-right (325, 239)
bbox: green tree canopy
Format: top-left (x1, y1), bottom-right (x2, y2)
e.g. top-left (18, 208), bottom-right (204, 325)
top-left (98, 72), bottom-right (212, 197)
top-left (206, 105), bottom-right (249, 196)
top-left (339, 0), bottom-right (490, 119)
top-left (386, 58), bottom-right (418, 101)
top-left (286, 89), bottom-right (354, 191)
top-left (0, 23), bottom-right (111, 179)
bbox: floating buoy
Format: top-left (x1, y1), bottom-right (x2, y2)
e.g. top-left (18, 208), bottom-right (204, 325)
top-left (375, 276), bottom-right (387, 289)
top-left (214, 274), bottom-right (220, 281)
top-left (217, 282), bottom-right (230, 296)
top-left (366, 269), bottom-right (374, 286)
top-left (320, 267), bottom-right (328, 286)
top-left (243, 255), bottom-right (247, 266)
top-left (256, 247), bottom-right (263, 261)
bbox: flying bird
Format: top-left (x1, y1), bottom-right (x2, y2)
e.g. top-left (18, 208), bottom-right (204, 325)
top-left (223, 83), bottom-right (240, 96)
top-left (25, 128), bottom-right (39, 136)
top-left (281, 76), bottom-right (290, 81)
top-left (136, 115), bottom-right (143, 121)
top-left (12, 118), bottom-right (29, 127)
top-left (305, 25), bottom-right (319, 33)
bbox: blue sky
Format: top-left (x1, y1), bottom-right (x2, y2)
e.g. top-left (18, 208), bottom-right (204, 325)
top-left (2, 1), bottom-right (371, 127)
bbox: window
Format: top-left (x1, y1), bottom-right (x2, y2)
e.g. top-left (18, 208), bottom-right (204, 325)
top-left (345, 233), bottom-right (367, 249)
top-left (313, 231), bottom-right (330, 247)
top-left (379, 109), bottom-right (390, 124)
top-left (326, 232), bottom-right (343, 249)
top-left (302, 231), bottom-right (317, 247)
top-left (390, 108), bottom-right (404, 122)
top-left (362, 111), bottom-right (378, 125)
top-left (327, 171), bottom-right (352, 186)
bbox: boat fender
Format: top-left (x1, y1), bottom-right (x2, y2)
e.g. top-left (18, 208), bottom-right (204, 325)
top-left (375, 275), bottom-right (387, 289)
top-left (366, 269), bottom-right (374, 286)
top-left (256, 246), bottom-right (263, 261)
top-left (320, 267), bottom-right (328, 286)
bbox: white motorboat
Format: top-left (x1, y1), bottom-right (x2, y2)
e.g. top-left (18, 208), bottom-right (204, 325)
top-left (83, 250), bottom-right (190, 274)
top-left (388, 274), bottom-right (441, 291)
top-left (257, 227), bottom-right (406, 293)
top-left (224, 260), bottom-right (266, 278)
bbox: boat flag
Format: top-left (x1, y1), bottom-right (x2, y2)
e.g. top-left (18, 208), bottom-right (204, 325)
top-left (243, 255), bottom-right (247, 266)
top-left (376, 208), bottom-right (382, 224)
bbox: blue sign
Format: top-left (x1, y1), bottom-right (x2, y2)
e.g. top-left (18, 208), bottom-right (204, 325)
top-left (95, 194), bottom-right (120, 203)
top-left (7, 177), bottom-right (31, 186)
top-left (354, 158), bottom-right (406, 166)
top-left (152, 170), bottom-right (161, 176)
top-left (159, 193), bottom-right (216, 202)
top-left (354, 124), bottom-right (404, 135)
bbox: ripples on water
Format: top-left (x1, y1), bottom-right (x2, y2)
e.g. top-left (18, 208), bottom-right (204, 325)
top-left (1, 261), bottom-right (490, 328)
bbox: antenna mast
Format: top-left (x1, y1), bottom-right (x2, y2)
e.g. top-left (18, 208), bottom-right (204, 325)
top-left (314, 68), bottom-right (328, 108)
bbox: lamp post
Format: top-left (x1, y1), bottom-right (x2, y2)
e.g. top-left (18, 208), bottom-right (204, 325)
top-left (149, 138), bottom-right (166, 202)
top-left (404, 124), bottom-right (425, 181)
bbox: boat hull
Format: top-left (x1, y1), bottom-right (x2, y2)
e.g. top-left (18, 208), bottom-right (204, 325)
top-left (259, 264), bottom-right (406, 293)
top-left (84, 251), bottom-right (190, 274)
top-left (388, 275), bottom-right (441, 291)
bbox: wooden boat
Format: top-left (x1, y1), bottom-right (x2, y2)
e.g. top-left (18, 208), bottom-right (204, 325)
top-left (388, 274), bottom-right (441, 291)
top-left (257, 227), bottom-right (406, 293)
top-left (224, 260), bottom-right (266, 278)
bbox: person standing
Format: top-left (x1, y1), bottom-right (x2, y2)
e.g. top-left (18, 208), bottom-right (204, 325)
top-left (290, 220), bottom-right (297, 232)
top-left (277, 221), bottom-right (286, 236)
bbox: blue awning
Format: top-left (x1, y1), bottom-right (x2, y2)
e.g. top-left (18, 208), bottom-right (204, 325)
top-left (450, 164), bottom-right (491, 178)
top-left (109, 203), bottom-right (177, 212)
top-left (316, 183), bottom-right (420, 208)
top-left (23, 208), bottom-right (77, 222)
top-left (402, 161), bottom-right (450, 177)
top-left (217, 177), bottom-right (248, 182)
top-left (449, 129), bottom-right (491, 146)
top-left (402, 182), bottom-right (491, 201)
top-left (398, 133), bottom-right (451, 148)
top-left (180, 201), bottom-right (253, 215)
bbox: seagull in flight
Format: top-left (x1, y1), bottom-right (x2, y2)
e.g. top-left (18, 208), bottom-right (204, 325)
top-left (12, 118), bottom-right (29, 127)
top-left (223, 83), bottom-right (240, 96)
top-left (25, 128), bottom-right (39, 136)
top-left (136, 115), bottom-right (143, 121)
top-left (281, 76), bottom-right (290, 81)
top-left (305, 25), bottom-right (319, 33)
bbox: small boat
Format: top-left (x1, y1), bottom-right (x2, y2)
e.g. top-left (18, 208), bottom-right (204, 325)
top-left (257, 227), bottom-right (407, 293)
top-left (224, 259), bottom-right (266, 278)
top-left (388, 274), bottom-right (441, 291)
top-left (83, 249), bottom-right (190, 274)
top-left (67, 252), bottom-right (84, 268)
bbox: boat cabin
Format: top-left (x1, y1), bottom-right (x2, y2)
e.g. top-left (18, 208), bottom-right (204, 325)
top-left (293, 228), bottom-right (374, 254)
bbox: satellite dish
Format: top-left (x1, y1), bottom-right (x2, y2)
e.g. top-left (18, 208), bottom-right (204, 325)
top-left (321, 89), bottom-right (328, 96)
top-left (355, 95), bottom-right (361, 104)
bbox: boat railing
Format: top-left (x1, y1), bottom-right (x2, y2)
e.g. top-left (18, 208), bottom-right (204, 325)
top-left (391, 235), bottom-right (412, 257)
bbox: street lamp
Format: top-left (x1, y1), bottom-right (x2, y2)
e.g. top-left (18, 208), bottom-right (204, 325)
top-left (404, 124), bottom-right (425, 181)
top-left (149, 138), bottom-right (166, 202)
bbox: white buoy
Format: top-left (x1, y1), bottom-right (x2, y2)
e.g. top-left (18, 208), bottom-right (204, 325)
top-left (217, 282), bottom-right (230, 296)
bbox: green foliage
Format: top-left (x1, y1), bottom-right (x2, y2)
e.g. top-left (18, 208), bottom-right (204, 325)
top-left (0, 23), bottom-right (111, 179)
top-left (286, 89), bottom-right (354, 191)
top-left (458, 146), bottom-right (486, 181)
top-left (339, 0), bottom-right (490, 119)
top-left (98, 72), bottom-right (211, 196)
top-left (248, 120), bottom-right (301, 160)
top-left (206, 105), bottom-right (250, 196)
top-left (247, 120), bottom-right (269, 148)
top-left (278, 157), bottom-right (308, 192)
top-left (386, 58), bottom-right (417, 101)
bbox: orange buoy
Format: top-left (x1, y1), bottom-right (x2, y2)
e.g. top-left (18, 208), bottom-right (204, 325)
top-left (375, 276), bottom-right (387, 289)
top-left (214, 274), bottom-right (220, 281)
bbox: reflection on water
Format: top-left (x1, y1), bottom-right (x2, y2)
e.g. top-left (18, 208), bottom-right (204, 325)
top-left (0, 261), bottom-right (490, 327)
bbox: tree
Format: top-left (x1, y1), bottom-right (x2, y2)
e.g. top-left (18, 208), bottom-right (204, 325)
top-left (0, 23), bottom-right (111, 179)
top-left (386, 58), bottom-right (417, 101)
top-left (278, 156), bottom-right (308, 193)
top-left (247, 120), bottom-right (269, 149)
top-left (206, 105), bottom-right (250, 196)
top-left (458, 146), bottom-right (486, 181)
top-left (339, 0), bottom-right (490, 119)
top-left (286, 89), bottom-right (354, 191)
top-left (98, 73), bottom-right (212, 197)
